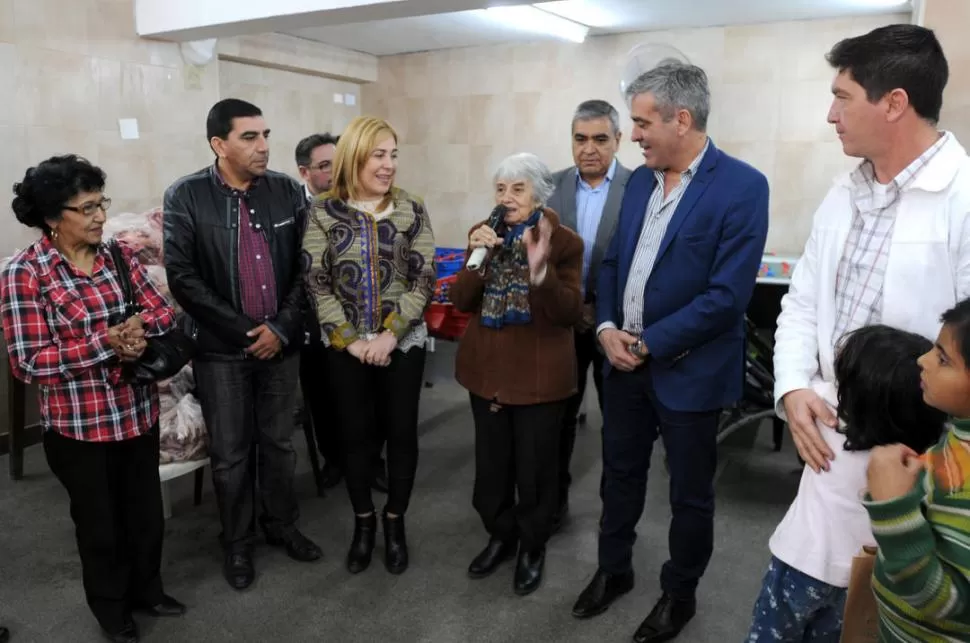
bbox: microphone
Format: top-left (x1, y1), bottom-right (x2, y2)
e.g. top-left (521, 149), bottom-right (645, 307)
top-left (466, 204), bottom-right (509, 271)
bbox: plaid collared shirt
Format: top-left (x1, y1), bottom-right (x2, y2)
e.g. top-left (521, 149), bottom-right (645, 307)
top-left (212, 166), bottom-right (278, 323)
top-left (0, 237), bottom-right (175, 442)
top-left (832, 133), bottom-right (950, 341)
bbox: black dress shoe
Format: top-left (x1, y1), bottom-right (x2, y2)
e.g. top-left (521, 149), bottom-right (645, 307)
top-left (102, 620), bottom-right (138, 643)
top-left (347, 513), bottom-right (377, 574)
top-left (0, 626), bottom-right (9, 643)
top-left (321, 463), bottom-right (343, 489)
top-left (571, 568), bottom-right (635, 619)
top-left (133, 594), bottom-right (187, 617)
top-left (632, 593), bottom-right (696, 643)
top-left (382, 512), bottom-right (409, 574)
top-left (264, 526), bottom-right (323, 563)
top-left (467, 538), bottom-right (517, 579)
top-left (223, 551), bottom-right (255, 590)
top-left (513, 548), bottom-right (545, 596)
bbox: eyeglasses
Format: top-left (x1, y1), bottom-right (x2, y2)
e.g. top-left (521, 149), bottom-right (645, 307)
top-left (63, 197), bottom-right (111, 217)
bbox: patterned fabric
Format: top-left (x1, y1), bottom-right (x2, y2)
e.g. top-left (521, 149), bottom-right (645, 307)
top-left (832, 132), bottom-right (950, 341)
top-left (862, 418), bottom-right (970, 642)
top-left (303, 187), bottom-right (436, 351)
top-left (480, 209), bottom-right (542, 329)
top-left (621, 140), bottom-right (709, 334)
top-left (746, 556), bottom-right (847, 642)
top-left (0, 236), bottom-right (175, 442)
top-left (212, 166), bottom-right (278, 323)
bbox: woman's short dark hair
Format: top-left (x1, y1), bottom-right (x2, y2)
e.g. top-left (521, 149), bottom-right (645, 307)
top-left (11, 155), bottom-right (107, 233)
top-left (835, 324), bottom-right (946, 453)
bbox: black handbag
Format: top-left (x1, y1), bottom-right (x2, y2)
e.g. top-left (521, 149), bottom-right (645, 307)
top-left (108, 241), bottom-right (195, 384)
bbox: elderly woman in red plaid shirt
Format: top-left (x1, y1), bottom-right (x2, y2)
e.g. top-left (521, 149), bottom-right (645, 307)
top-left (0, 155), bottom-right (184, 643)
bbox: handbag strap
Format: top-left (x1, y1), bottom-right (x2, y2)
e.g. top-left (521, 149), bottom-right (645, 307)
top-left (107, 241), bottom-right (138, 316)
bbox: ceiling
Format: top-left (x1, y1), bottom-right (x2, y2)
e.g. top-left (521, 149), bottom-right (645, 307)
top-left (283, 0), bottom-right (912, 56)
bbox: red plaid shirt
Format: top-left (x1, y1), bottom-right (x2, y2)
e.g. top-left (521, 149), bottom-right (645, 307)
top-left (212, 166), bottom-right (278, 322)
top-left (0, 237), bottom-right (176, 442)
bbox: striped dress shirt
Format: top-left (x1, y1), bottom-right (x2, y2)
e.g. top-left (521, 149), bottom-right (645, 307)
top-left (832, 132), bottom-right (950, 342)
top-left (620, 141), bottom-right (709, 334)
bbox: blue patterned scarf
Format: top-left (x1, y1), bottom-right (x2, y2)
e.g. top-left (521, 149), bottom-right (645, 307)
top-left (480, 209), bottom-right (542, 329)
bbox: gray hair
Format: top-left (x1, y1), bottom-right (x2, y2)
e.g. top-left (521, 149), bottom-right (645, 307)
top-left (493, 153), bottom-right (554, 205)
top-left (572, 99), bottom-right (621, 135)
top-left (625, 62), bottom-right (710, 132)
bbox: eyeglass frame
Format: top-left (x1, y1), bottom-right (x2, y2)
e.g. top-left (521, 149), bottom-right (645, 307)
top-left (63, 197), bottom-right (112, 217)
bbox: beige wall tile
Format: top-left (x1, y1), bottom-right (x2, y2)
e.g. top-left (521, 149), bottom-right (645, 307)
top-left (768, 197), bottom-right (819, 255)
top-left (723, 24), bottom-right (784, 85)
top-left (716, 82), bottom-right (782, 144)
top-left (777, 80), bottom-right (837, 143)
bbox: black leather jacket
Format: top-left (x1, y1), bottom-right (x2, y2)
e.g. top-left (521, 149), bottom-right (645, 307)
top-left (163, 165), bottom-right (308, 359)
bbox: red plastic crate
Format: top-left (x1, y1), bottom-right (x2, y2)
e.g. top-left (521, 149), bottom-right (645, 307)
top-left (425, 302), bottom-right (471, 341)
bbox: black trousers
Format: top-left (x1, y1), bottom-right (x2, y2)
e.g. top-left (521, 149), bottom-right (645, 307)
top-left (194, 354), bottom-right (301, 552)
top-left (560, 327), bottom-right (605, 503)
top-left (44, 428), bottom-right (165, 632)
top-left (598, 365), bottom-right (719, 599)
top-left (328, 347), bottom-right (426, 515)
top-left (300, 341), bottom-right (342, 468)
top-left (470, 394), bottom-right (565, 552)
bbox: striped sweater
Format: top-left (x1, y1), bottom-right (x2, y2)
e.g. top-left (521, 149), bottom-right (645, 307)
top-left (863, 418), bottom-right (970, 642)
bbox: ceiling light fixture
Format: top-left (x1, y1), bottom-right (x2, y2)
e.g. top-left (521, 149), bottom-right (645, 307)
top-left (482, 4), bottom-right (590, 43)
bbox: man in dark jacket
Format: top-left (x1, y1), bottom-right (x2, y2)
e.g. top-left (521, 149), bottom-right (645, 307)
top-left (164, 99), bottom-right (321, 591)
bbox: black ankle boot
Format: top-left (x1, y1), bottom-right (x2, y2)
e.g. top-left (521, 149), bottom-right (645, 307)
top-left (347, 513), bottom-right (377, 574)
top-left (382, 512), bottom-right (409, 574)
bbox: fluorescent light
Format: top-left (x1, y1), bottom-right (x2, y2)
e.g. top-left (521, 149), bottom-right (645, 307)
top-left (481, 4), bottom-right (590, 43)
top-left (846, 0), bottom-right (910, 7)
top-left (533, 1), bottom-right (619, 28)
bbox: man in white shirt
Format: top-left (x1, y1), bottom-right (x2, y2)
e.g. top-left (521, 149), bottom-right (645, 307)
top-left (774, 24), bottom-right (970, 472)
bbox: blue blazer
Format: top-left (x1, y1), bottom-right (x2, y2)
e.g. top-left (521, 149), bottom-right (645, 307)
top-left (596, 141), bottom-right (769, 412)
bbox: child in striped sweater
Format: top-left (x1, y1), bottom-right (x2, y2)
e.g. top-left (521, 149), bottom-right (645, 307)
top-left (864, 299), bottom-right (970, 641)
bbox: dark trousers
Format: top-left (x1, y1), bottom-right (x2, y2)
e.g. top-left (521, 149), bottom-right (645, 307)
top-left (328, 347), bottom-right (426, 515)
top-left (560, 327), bottom-right (605, 503)
top-left (43, 428), bottom-right (165, 632)
top-left (470, 394), bottom-right (565, 552)
top-left (195, 354), bottom-right (301, 551)
top-left (300, 341), bottom-right (342, 468)
top-left (598, 365), bottom-right (719, 599)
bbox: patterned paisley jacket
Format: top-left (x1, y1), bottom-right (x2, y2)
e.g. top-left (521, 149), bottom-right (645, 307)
top-left (303, 187), bottom-right (436, 351)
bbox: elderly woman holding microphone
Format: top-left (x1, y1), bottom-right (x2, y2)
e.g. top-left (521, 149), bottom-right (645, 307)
top-left (450, 152), bottom-right (584, 596)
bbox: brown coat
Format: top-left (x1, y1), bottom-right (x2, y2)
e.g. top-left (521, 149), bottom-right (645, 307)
top-left (451, 208), bottom-right (584, 406)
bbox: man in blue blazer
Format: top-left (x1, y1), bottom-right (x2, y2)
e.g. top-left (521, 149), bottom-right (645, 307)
top-left (570, 63), bottom-right (769, 643)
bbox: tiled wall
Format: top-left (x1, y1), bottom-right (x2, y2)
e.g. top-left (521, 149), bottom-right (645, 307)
top-left (362, 13), bottom-right (909, 253)
top-left (923, 0), bottom-right (970, 145)
top-left (0, 0), bottom-right (372, 260)
top-left (0, 0), bottom-right (221, 257)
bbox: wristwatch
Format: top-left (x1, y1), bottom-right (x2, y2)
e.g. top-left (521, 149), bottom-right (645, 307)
top-left (629, 338), bottom-right (648, 358)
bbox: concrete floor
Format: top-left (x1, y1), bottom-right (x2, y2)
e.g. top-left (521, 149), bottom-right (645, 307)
top-left (0, 343), bottom-right (802, 642)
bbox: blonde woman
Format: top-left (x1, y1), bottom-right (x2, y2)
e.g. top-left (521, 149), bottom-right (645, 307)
top-left (303, 116), bottom-right (436, 575)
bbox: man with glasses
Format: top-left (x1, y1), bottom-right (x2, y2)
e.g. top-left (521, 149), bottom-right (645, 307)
top-left (294, 133), bottom-right (389, 493)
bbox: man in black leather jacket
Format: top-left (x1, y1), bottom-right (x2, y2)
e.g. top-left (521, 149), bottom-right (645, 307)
top-left (164, 99), bottom-right (322, 591)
